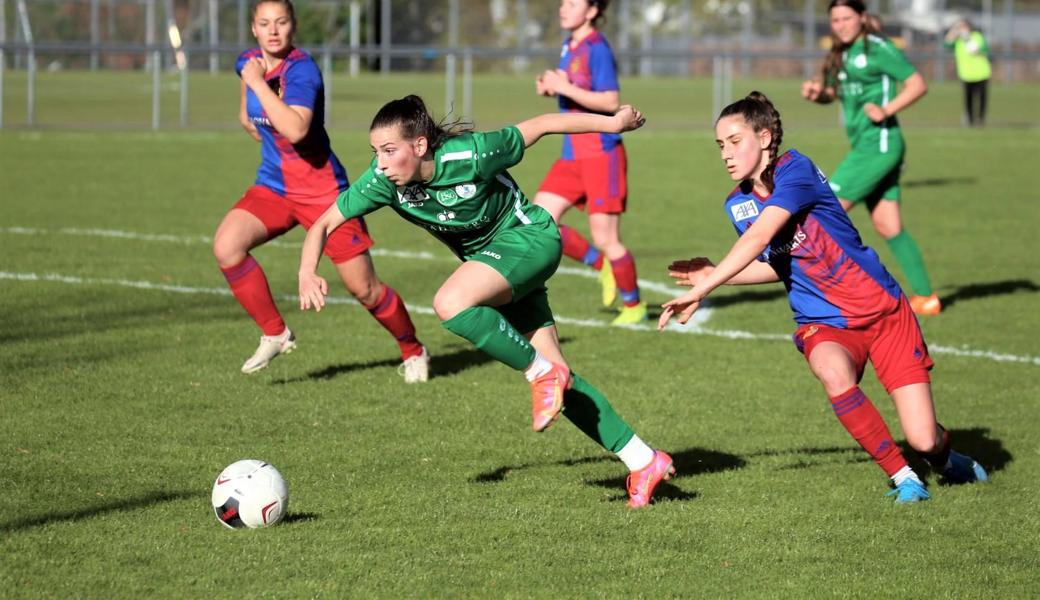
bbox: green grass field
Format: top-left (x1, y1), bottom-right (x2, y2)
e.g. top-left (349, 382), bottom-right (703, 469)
top-left (2, 72), bottom-right (1039, 597)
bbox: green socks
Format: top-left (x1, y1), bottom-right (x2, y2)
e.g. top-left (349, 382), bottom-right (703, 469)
top-left (442, 307), bottom-right (636, 454)
top-left (562, 373), bottom-right (635, 452)
top-left (442, 306), bottom-right (535, 371)
top-left (886, 229), bottom-right (933, 297)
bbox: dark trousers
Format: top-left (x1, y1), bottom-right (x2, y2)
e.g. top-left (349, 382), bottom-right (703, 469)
top-left (963, 79), bottom-right (988, 126)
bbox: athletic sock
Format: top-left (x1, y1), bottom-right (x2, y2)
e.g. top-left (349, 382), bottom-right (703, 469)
top-left (886, 229), bottom-right (933, 297)
top-left (829, 386), bottom-right (908, 477)
top-left (617, 434), bottom-right (655, 471)
top-left (523, 352), bottom-right (553, 382)
top-left (363, 284), bottom-right (424, 359)
top-left (559, 224), bottom-right (603, 270)
top-left (441, 306), bottom-right (534, 371)
top-left (561, 372), bottom-right (635, 452)
top-left (221, 255), bottom-right (285, 336)
top-left (610, 251), bottom-right (641, 307)
top-left (891, 465), bottom-right (923, 487)
top-left (920, 424), bottom-right (952, 472)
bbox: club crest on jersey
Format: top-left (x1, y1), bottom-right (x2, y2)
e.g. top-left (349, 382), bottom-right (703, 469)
top-left (730, 200), bottom-right (760, 222)
top-left (455, 183), bottom-right (477, 199)
top-left (397, 185), bottom-right (428, 207)
top-left (853, 54), bottom-right (868, 69)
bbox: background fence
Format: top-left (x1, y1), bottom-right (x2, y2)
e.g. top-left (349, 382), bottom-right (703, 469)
top-left (1, 0), bottom-right (1038, 129)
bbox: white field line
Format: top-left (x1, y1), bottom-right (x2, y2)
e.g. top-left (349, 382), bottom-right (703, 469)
top-left (1, 225), bottom-right (714, 326)
top-left (2, 270), bottom-right (1038, 367)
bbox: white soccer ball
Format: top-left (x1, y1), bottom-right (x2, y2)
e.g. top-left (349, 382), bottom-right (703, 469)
top-left (211, 459), bottom-right (289, 529)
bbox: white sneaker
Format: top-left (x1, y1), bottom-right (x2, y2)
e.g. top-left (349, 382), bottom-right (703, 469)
top-left (398, 347), bottom-right (430, 383)
top-left (241, 329), bottom-right (296, 374)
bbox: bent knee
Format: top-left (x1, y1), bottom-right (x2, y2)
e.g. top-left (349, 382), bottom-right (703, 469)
top-left (906, 430), bottom-right (941, 454)
top-left (433, 287), bottom-right (471, 321)
top-left (346, 278), bottom-right (382, 307)
top-left (212, 235), bottom-right (248, 268)
top-left (813, 367), bottom-right (859, 398)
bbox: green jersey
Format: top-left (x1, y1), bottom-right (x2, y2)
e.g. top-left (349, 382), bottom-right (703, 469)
top-left (336, 126), bottom-right (548, 260)
top-left (832, 35), bottom-right (917, 153)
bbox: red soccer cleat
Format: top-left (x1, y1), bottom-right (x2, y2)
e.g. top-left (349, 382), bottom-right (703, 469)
top-left (530, 363), bottom-right (570, 432)
top-left (626, 450), bottom-right (675, 508)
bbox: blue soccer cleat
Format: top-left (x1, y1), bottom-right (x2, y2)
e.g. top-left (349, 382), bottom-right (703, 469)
top-left (943, 451), bottom-right (989, 484)
top-left (885, 479), bottom-right (930, 504)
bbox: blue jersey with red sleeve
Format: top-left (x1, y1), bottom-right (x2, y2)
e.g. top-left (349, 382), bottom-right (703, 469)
top-left (236, 47), bottom-right (348, 203)
top-left (556, 31), bottom-right (622, 160)
top-left (724, 150), bottom-right (903, 328)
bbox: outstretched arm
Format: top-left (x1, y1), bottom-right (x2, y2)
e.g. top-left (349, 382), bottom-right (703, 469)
top-left (658, 206), bottom-right (790, 329)
top-left (298, 204), bottom-right (348, 312)
top-left (514, 105), bottom-right (645, 149)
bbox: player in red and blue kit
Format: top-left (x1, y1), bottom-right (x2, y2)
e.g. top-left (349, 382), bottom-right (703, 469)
top-left (212, 0), bottom-right (429, 380)
top-left (659, 92), bottom-right (987, 503)
top-left (534, 0), bottom-right (646, 325)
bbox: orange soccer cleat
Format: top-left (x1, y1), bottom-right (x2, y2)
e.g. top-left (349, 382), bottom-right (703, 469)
top-left (909, 293), bottom-right (942, 316)
top-left (626, 450), bottom-right (675, 508)
top-left (530, 363), bottom-right (570, 432)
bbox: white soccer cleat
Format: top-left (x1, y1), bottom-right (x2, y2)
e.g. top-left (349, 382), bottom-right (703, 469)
top-left (241, 328), bottom-right (296, 374)
top-left (398, 346), bottom-right (431, 383)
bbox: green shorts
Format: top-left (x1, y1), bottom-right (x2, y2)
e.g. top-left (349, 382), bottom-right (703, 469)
top-left (469, 207), bottom-right (562, 334)
top-left (828, 143), bottom-right (905, 207)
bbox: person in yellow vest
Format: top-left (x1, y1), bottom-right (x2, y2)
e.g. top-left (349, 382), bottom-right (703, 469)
top-left (945, 19), bottom-right (992, 127)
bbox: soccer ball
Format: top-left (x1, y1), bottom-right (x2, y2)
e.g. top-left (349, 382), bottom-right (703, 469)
top-left (211, 459), bottom-right (289, 529)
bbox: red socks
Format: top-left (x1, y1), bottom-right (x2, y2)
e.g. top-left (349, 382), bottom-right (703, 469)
top-left (559, 224), bottom-right (604, 270)
top-left (610, 252), bottom-right (640, 307)
top-left (221, 255), bottom-right (285, 336)
top-left (830, 386), bottom-right (908, 477)
top-left (364, 284), bottom-right (424, 360)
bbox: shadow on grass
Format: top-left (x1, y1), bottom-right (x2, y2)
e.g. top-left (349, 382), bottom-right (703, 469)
top-left (0, 490), bottom-right (204, 534)
top-left (704, 288), bottom-right (788, 310)
top-left (939, 279), bottom-right (1039, 310)
top-left (903, 176), bottom-right (978, 188)
top-left (746, 445), bottom-right (872, 471)
top-left (282, 511), bottom-right (320, 525)
top-left (272, 336), bottom-right (576, 383)
top-left (472, 446), bottom-right (746, 506)
top-left (904, 426), bottom-right (1012, 485)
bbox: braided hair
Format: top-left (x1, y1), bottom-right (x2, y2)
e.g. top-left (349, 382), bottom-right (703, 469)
top-left (369, 95), bottom-right (471, 150)
top-left (717, 91), bottom-right (784, 193)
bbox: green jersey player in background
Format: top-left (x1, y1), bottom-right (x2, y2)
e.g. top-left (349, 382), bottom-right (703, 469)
top-left (298, 95), bottom-right (674, 508)
top-left (801, 0), bottom-right (940, 316)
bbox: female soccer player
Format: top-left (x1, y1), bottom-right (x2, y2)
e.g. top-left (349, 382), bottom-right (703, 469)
top-left (534, 0), bottom-right (645, 325)
top-left (213, 0), bottom-right (429, 381)
top-left (659, 92), bottom-right (987, 503)
top-left (299, 95), bottom-right (673, 508)
top-left (800, 0), bottom-right (941, 315)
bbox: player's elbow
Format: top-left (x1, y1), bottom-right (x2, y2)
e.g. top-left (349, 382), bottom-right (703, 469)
top-left (283, 128), bottom-right (308, 145)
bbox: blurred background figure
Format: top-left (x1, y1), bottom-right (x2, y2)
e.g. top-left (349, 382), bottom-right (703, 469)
top-left (945, 18), bottom-right (992, 127)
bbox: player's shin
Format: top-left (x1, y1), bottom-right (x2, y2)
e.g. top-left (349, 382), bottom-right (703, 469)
top-left (441, 306), bottom-right (535, 370)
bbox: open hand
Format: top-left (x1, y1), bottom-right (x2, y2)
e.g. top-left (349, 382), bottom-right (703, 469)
top-left (667, 257), bottom-right (716, 287)
top-left (658, 287), bottom-right (706, 331)
top-left (299, 272), bottom-right (329, 312)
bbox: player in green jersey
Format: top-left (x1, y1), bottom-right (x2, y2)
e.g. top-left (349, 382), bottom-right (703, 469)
top-left (801, 0), bottom-right (941, 316)
top-left (298, 95), bottom-right (674, 508)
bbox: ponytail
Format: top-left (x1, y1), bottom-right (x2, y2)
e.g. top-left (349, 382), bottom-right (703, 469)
top-left (369, 95), bottom-right (471, 149)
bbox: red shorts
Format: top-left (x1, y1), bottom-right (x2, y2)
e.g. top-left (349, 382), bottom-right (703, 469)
top-left (234, 185), bottom-right (372, 264)
top-left (793, 296), bottom-right (934, 394)
top-left (537, 145), bottom-right (628, 214)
